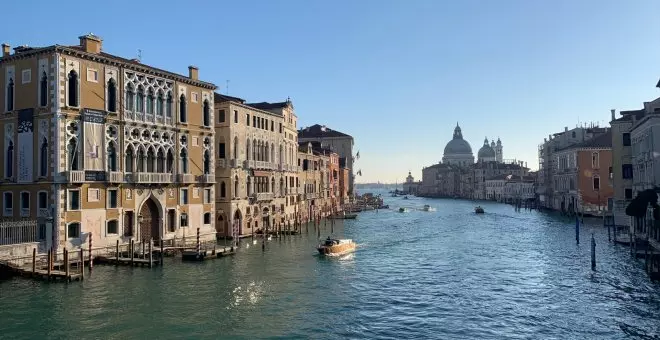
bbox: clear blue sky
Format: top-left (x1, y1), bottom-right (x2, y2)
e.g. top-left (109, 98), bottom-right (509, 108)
top-left (4, 0), bottom-right (660, 183)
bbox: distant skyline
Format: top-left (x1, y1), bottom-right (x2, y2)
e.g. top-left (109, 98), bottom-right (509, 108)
top-left (3, 0), bottom-right (660, 183)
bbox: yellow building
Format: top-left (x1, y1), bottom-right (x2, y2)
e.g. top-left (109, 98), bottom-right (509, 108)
top-left (297, 142), bottom-right (333, 221)
top-left (214, 94), bottom-right (299, 237)
top-left (0, 34), bottom-right (216, 252)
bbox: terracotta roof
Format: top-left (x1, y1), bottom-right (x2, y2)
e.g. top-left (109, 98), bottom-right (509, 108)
top-left (214, 92), bottom-right (245, 104)
top-left (557, 130), bottom-right (612, 151)
top-left (612, 109), bottom-right (645, 123)
top-left (298, 124), bottom-right (352, 139)
top-left (247, 102), bottom-right (290, 110)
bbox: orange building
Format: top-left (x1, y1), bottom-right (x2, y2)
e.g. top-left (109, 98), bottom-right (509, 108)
top-left (553, 131), bottom-right (613, 215)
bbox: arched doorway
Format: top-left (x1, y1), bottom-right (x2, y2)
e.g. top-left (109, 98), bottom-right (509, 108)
top-left (139, 197), bottom-right (160, 241)
top-left (262, 207), bottom-right (270, 233)
top-left (216, 213), bottom-right (227, 237)
top-left (233, 209), bottom-right (242, 237)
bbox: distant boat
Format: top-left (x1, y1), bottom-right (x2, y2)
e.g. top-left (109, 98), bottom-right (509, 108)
top-left (422, 205), bottom-right (436, 212)
top-left (329, 212), bottom-right (358, 219)
top-left (403, 196), bottom-right (409, 200)
top-left (475, 206), bottom-right (485, 214)
top-left (399, 207), bottom-right (409, 213)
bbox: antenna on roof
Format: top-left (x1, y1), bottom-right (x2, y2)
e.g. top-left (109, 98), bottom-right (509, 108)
top-left (226, 80), bottom-right (230, 95)
top-left (137, 49), bottom-right (142, 62)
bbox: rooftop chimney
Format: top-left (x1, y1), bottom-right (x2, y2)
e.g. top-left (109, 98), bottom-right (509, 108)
top-left (79, 33), bottom-right (102, 54)
top-left (611, 109), bottom-right (616, 121)
top-left (2, 43), bottom-right (10, 57)
top-left (188, 66), bottom-right (198, 80)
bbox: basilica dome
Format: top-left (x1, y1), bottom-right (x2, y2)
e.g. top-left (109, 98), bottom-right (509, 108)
top-left (478, 138), bottom-right (496, 158)
top-left (443, 124), bottom-right (473, 155)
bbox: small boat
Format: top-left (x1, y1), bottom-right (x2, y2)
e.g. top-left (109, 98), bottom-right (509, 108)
top-left (422, 205), bottom-right (436, 212)
top-left (475, 206), bottom-right (485, 214)
top-left (403, 196), bottom-right (409, 200)
top-left (399, 207), bottom-right (409, 213)
top-left (329, 212), bottom-right (358, 219)
top-left (378, 205), bottom-right (390, 209)
top-left (317, 238), bottom-right (356, 256)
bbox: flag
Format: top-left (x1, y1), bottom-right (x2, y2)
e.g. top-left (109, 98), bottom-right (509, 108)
top-left (356, 151), bottom-right (360, 160)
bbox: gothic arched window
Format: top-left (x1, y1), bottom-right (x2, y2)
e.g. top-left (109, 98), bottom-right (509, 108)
top-left (126, 83), bottom-right (135, 111)
top-left (67, 70), bottom-right (78, 107)
top-left (136, 86), bottom-right (144, 113)
top-left (179, 94), bottom-right (187, 123)
top-left (40, 138), bottom-right (48, 177)
top-left (107, 79), bottom-right (117, 112)
top-left (107, 143), bottom-right (117, 171)
top-left (6, 141), bottom-right (14, 177)
top-left (203, 100), bottom-right (210, 126)
top-left (40, 72), bottom-right (48, 107)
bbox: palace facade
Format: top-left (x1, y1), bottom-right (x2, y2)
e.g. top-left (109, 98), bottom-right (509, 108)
top-left (0, 34), bottom-right (216, 251)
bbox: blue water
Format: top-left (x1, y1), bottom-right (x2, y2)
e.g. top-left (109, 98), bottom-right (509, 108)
top-left (1, 195), bottom-right (660, 339)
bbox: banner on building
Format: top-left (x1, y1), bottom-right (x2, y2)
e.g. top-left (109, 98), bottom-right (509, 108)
top-left (17, 108), bottom-right (34, 183)
top-left (83, 109), bottom-right (106, 171)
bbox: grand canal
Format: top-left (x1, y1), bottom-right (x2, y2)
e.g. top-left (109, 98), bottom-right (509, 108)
top-left (1, 195), bottom-right (660, 339)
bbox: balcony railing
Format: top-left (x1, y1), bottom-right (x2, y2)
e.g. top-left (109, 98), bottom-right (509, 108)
top-left (255, 192), bottom-right (274, 201)
top-left (305, 192), bottom-right (318, 200)
top-left (256, 161), bottom-right (267, 169)
top-left (20, 208), bottom-right (29, 217)
top-left (67, 170), bottom-right (85, 183)
top-left (126, 172), bottom-right (173, 184)
top-left (199, 174), bottom-right (215, 184)
top-left (107, 171), bottom-right (123, 183)
top-left (217, 159), bottom-right (226, 168)
top-left (177, 174), bottom-right (195, 184)
top-left (38, 208), bottom-right (50, 218)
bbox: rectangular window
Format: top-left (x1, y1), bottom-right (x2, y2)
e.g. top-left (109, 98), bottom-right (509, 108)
top-left (38, 191), bottom-right (48, 209)
top-left (3, 192), bottom-right (13, 216)
top-left (625, 188), bottom-right (633, 199)
top-left (203, 213), bottom-right (211, 225)
top-left (622, 164), bottom-right (633, 179)
top-left (593, 177), bottom-right (600, 190)
top-left (253, 116), bottom-right (256, 127)
top-left (86, 69), bottom-right (98, 83)
top-left (204, 188), bottom-right (211, 204)
top-left (623, 133), bottom-right (631, 147)
top-left (125, 211), bottom-right (134, 237)
top-left (592, 152), bottom-right (599, 168)
top-left (218, 109), bottom-right (225, 123)
top-left (22, 69), bottom-right (31, 84)
top-left (180, 213), bottom-right (188, 227)
top-left (20, 191), bottom-right (30, 217)
top-left (181, 189), bottom-right (189, 204)
top-left (68, 223), bottom-right (80, 238)
top-left (88, 188), bottom-right (100, 202)
top-left (107, 220), bottom-right (118, 234)
top-left (271, 120), bottom-right (274, 131)
top-left (234, 110), bottom-right (238, 123)
top-left (108, 189), bottom-right (118, 208)
top-left (247, 113), bottom-right (250, 126)
top-left (219, 143), bottom-right (226, 158)
top-left (279, 123), bottom-right (283, 133)
top-left (69, 190), bottom-right (80, 210)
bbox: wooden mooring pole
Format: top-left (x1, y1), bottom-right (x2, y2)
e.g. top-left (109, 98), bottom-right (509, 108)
top-left (64, 248), bottom-right (69, 281)
top-left (591, 233), bottom-right (596, 271)
top-left (80, 248), bottom-right (85, 280)
top-left (130, 240), bottom-right (135, 266)
top-left (149, 238), bottom-right (153, 268)
top-left (160, 239), bottom-right (164, 267)
top-left (116, 240), bottom-right (120, 262)
top-left (47, 250), bottom-right (52, 280)
top-left (32, 248), bottom-right (36, 274)
top-left (89, 232), bottom-right (93, 271)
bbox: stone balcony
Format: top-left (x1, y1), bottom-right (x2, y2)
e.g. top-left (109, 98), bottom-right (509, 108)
top-left (38, 208), bottom-right (50, 218)
top-left (126, 173), bottom-right (173, 184)
top-left (257, 192), bottom-right (274, 201)
top-left (177, 174), bottom-right (195, 184)
top-left (107, 171), bottom-right (123, 183)
top-left (230, 159), bottom-right (240, 168)
top-left (243, 160), bottom-right (256, 169)
top-left (67, 170), bottom-right (85, 183)
top-left (305, 192), bottom-right (318, 200)
top-left (198, 174), bottom-right (215, 184)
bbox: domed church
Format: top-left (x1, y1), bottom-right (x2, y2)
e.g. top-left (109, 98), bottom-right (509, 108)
top-left (442, 123), bottom-right (474, 166)
top-left (442, 124), bottom-right (504, 166)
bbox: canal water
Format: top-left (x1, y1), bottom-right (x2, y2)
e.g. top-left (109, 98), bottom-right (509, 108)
top-left (1, 194), bottom-right (660, 339)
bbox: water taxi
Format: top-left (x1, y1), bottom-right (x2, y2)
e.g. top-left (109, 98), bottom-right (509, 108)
top-left (475, 206), bottom-right (485, 214)
top-left (422, 205), bottom-right (436, 212)
top-left (317, 238), bottom-right (356, 256)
